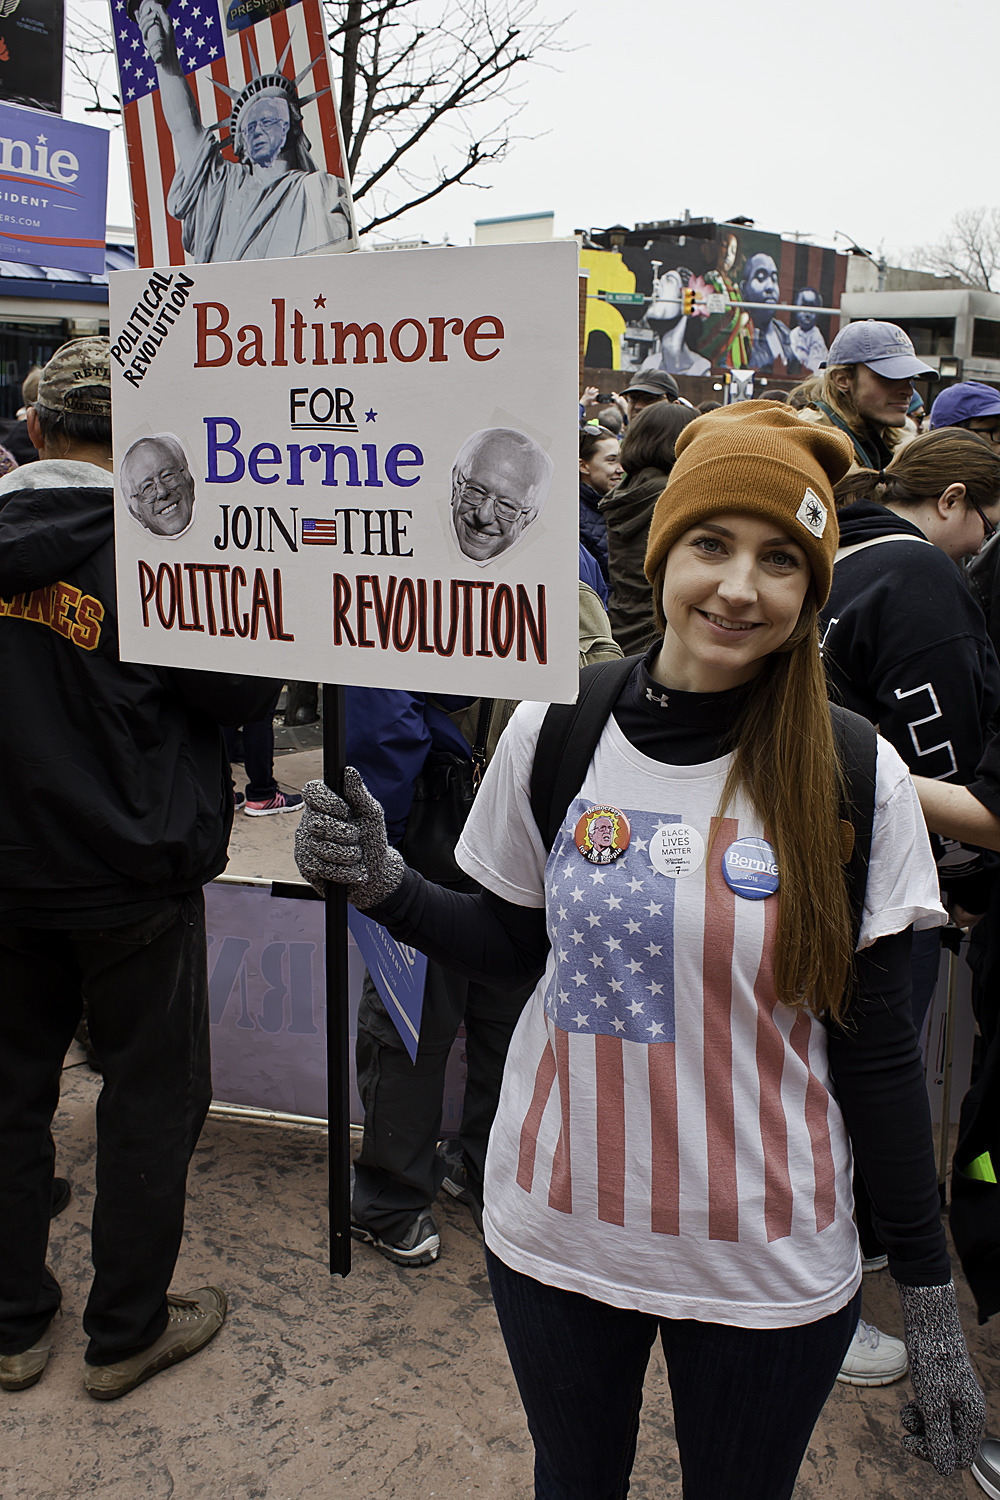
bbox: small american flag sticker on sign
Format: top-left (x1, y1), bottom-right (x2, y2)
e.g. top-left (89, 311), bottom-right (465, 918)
top-left (302, 517), bottom-right (337, 545)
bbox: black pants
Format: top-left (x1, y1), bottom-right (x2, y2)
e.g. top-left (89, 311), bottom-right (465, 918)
top-left (488, 1248), bottom-right (862, 1500)
top-left (0, 893), bottom-right (212, 1365)
top-left (352, 964), bottom-right (532, 1240)
top-left (224, 719), bottom-right (277, 801)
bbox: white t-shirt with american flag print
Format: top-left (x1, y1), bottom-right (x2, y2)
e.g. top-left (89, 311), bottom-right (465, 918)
top-left (456, 701), bottom-right (945, 1329)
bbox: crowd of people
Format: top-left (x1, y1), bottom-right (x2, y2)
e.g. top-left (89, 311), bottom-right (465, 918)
top-left (4, 323), bottom-right (1000, 1497)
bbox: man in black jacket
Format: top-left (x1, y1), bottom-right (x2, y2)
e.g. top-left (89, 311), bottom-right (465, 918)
top-left (0, 339), bottom-right (278, 1399)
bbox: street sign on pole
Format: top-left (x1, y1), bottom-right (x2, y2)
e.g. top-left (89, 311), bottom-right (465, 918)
top-left (601, 292), bottom-right (645, 306)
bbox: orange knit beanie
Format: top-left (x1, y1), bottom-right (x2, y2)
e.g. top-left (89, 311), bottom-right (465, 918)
top-left (644, 401), bottom-right (854, 626)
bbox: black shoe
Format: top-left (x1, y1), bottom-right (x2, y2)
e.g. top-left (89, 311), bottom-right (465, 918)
top-left (283, 681), bottom-right (319, 726)
top-left (437, 1142), bottom-right (484, 1234)
top-left (351, 1210), bottom-right (440, 1266)
top-left (50, 1179), bottom-right (71, 1218)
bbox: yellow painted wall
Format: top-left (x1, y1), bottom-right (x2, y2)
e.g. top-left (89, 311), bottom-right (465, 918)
top-left (579, 249), bottom-right (635, 371)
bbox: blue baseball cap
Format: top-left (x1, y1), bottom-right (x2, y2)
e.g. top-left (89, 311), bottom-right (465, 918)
top-left (824, 320), bottom-right (935, 380)
top-left (929, 381), bottom-right (1000, 429)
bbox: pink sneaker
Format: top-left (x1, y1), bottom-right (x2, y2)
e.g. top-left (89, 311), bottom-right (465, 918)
top-left (243, 790), bottom-right (304, 818)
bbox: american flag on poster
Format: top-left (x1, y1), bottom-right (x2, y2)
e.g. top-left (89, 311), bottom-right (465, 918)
top-left (110, 0), bottom-right (357, 267)
top-left (301, 516), bottom-right (337, 545)
top-left (515, 803), bottom-right (839, 1244)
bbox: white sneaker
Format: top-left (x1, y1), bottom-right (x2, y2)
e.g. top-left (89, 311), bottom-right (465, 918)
top-left (835, 1319), bottom-right (908, 1386)
top-left (861, 1252), bottom-right (888, 1273)
top-left (973, 1438), bottom-right (1000, 1498)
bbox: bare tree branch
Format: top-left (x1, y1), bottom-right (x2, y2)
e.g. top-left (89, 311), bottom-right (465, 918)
top-left (358, 138), bottom-right (505, 234)
top-left (65, 0), bottom-right (125, 118)
top-left (907, 207), bottom-right (1000, 292)
top-left (350, 24), bottom-right (530, 199)
top-left (64, 0), bottom-right (569, 235)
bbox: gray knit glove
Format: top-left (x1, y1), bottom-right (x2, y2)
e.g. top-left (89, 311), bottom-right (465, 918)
top-left (896, 1279), bottom-right (985, 1475)
top-left (293, 768), bottom-right (405, 909)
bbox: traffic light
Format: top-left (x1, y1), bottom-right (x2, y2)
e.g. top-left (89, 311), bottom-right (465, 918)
top-left (683, 287), bottom-right (695, 316)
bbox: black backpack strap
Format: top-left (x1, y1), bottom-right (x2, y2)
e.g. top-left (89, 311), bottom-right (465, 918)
top-left (530, 655), bottom-right (642, 851)
top-left (814, 401), bottom-right (879, 472)
top-left (829, 703), bottom-right (878, 949)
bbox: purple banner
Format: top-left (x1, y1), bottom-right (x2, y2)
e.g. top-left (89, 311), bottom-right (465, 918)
top-left (0, 101), bottom-right (108, 275)
top-left (347, 906), bottom-right (428, 1062)
top-left (206, 880), bottom-right (465, 1128)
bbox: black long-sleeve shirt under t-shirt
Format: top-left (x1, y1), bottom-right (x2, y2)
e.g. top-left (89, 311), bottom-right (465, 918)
top-left (368, 652), bottom-right (950, 1288)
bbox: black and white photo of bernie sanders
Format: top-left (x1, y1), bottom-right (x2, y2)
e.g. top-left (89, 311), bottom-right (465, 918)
top-left (121, 433), bottom-right (196, 539)
top-left (449, 428), bottom-right (553, 563)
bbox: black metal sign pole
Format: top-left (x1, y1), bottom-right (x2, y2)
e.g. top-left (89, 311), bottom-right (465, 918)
top-left (323, 681), bottom-right (351, 1276)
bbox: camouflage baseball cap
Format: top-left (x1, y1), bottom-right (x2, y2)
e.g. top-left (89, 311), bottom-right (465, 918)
top-left (37, 337), bottom-right (112, 417)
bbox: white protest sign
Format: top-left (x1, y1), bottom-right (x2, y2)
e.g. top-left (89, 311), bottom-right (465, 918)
top-left (110, 240), bottom-right (580, 701)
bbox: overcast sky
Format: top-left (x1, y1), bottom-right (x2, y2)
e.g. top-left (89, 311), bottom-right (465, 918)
top-left (79, 0), bottom-right (997, 262)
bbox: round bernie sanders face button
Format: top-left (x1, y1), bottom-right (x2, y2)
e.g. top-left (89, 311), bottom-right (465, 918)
top-left (575, 806), bottom-right (631, 865)
top-left (722, 837), bottom-right (779, 900)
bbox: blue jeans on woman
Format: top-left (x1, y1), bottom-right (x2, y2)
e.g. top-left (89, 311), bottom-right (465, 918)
top-left (487, 1247), bottom-right (862, 1500)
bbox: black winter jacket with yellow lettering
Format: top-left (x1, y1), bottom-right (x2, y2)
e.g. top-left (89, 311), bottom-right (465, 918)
top-left (0, 458), bottom-right (278, 919)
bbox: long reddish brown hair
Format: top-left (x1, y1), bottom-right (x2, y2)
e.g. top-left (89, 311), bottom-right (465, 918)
top-left (715, 596), bottom-right (852, 1022)
top-left (649, 551), bottom-right (854, 1022)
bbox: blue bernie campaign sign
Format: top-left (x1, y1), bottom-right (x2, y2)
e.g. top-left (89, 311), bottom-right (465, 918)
top-left (0, 101), bottom-right (108, 275)
top-left (346, 907), bottom-right (427, 1062)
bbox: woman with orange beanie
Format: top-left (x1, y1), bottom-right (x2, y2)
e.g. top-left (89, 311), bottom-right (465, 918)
top-left (295, 403), bottom-right (983, 1498)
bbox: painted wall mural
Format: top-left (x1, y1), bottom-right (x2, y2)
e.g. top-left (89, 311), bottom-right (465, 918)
top-left (583, 223), bottom-right (848, 379)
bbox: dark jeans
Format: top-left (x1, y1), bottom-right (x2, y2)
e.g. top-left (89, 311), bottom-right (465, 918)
top-left (0, 893), bottom-right (212, 1365)
top-left (224, 719), bottom-right (277, 801)
top-left (353, 964), bottom-right (532, 1240)
top-left (487, 1248), bottom-right (862, 1500)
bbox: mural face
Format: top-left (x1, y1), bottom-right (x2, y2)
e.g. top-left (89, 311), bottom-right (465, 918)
top-left (583, 224), bottom-right (847, 379)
